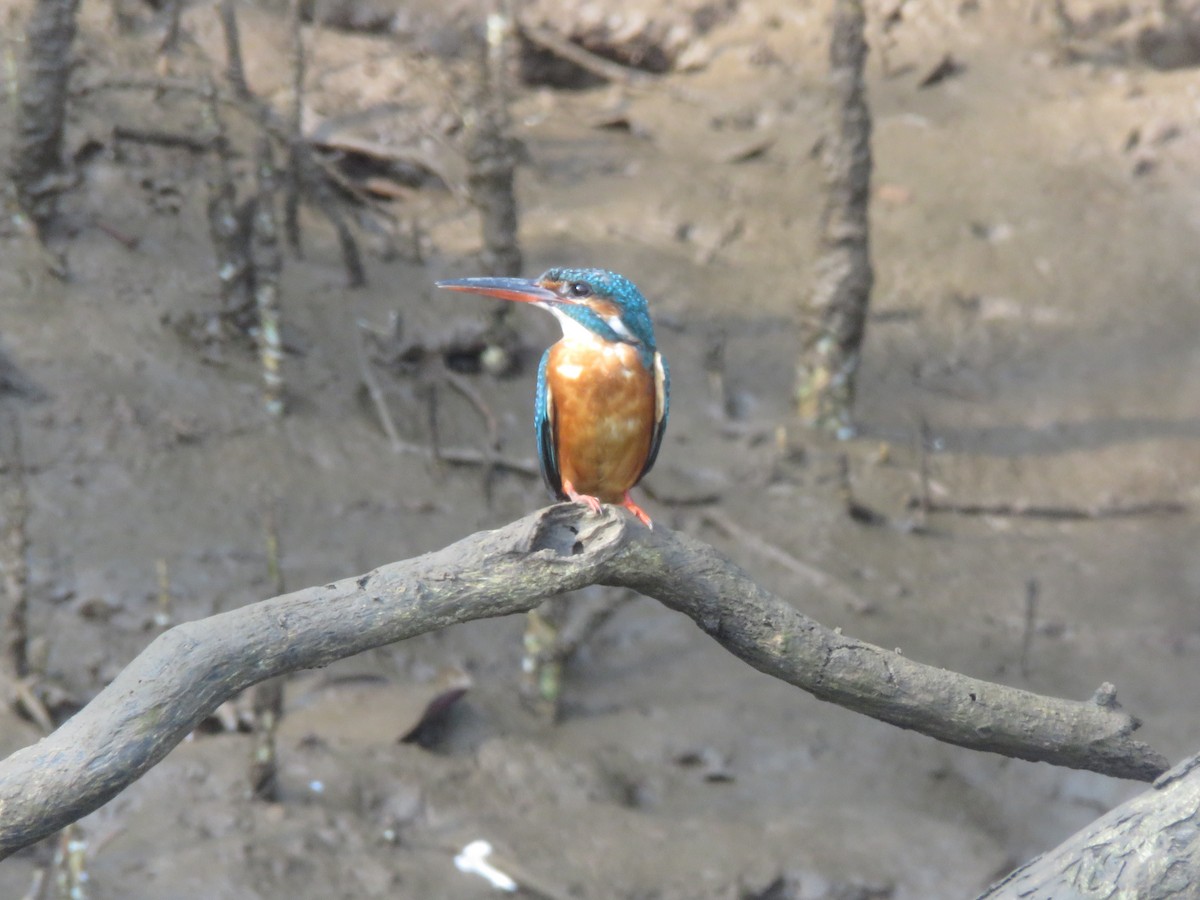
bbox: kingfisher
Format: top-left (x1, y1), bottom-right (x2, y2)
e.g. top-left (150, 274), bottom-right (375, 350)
top-left (437, 267), bottom-right (669, 528)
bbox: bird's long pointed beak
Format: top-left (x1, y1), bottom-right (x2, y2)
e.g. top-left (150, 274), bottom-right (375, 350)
top-left (435, 277), bottom-right (559, 304)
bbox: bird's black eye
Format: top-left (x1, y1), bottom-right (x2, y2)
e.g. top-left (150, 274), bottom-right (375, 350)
top-left (567, 281), bottom-right (593, 298)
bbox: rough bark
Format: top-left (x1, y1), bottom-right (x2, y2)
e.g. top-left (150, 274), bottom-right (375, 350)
top-left (251, 138), bottom-right (285, 417)
top-left (796, 0), bottom-right (874, 436)
top-left (979, 753), bottom-right (1200, 899)
top-left (12, 0), bottom-right (82, 237)
top-left (0, 506), bottom-right (1168, 858)
top-left (466, 0), bottom-right (523, 279)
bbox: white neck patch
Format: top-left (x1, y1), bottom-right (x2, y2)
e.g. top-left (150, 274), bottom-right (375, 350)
top-left (548, 306), bottom-right (638, 345)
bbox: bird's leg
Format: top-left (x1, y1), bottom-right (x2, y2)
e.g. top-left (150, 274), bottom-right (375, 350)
top-left (620, 491), bottom-right (653, 529)
top-left (561, 478), bottom-right (603, 516)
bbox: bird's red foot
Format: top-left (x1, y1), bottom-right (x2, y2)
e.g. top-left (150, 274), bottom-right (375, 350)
top-left (621, 491), bottom-right (653, 529)
top-left (562, 479), bottom-right (603, 516)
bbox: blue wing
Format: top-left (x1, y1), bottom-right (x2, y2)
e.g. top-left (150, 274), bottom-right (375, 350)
top-left (638, 351), bottom-right (669, 481)
top-left (535, 348), bottom-right (564, 499)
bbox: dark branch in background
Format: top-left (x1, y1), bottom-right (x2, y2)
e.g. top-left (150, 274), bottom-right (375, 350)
top-left (203, 81), bottom-right (256, 328)
top-left (796, 0), bottom-right (874, 435)
top-left (0, 507), bottom-right (1168, 858)
top-left (252, 137), bottom-right (285, 416)
top-left (0, 409), bottom-right (30, 683)
top-left (12, 0), bottom-right (82, 244)
top-left (214, 2), bottom-right (365, 287)
top-left (248, 504), bottom-right (287, 800)
top-left (283, 0), bottom-right (306, 252)
top-left (978, 753), bottom-right (1200, 899)
top-left (468, 0), bottom-right (523, 280)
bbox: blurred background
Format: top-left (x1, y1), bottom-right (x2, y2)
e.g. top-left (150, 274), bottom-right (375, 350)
top-left (2, 0), bottom-right (1200, 895)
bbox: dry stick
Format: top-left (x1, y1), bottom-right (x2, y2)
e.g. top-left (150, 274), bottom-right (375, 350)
top-left (112, 125), bottom-right (215, 152)
top-left (79, 74), bottom-right (368, 285)
top-left (0, 410), bottom-right (77, 887)
top-left (248, 504), bottom-right (286, 800)
top-left (217, 0), bottom-right (250, 100)
top-left (524, 587), bottom-right (636, 718)
top-left (468, 1), bottom-right (522, 279)
top-left (518, 20), bottom-right (656, 87)
top-left (916, 417), bottom-right (933, 516)
top-left (796, 0), bottom-right (874, 434)
top-left (154, 559), bottom-right (172, 628)
top-left (283, 0), bottom-right (305, 252)
top-left (0, 407), bottom-right (30, 683)
top-left (699, 507), bottom-right (872, 613)
top-left (217, 3), bottom-right (364, 287)
top-left (393, 441), bottom-right (538, 477)
top-left (922, 499), bottom-right (1187, 520)
top-left (978, 752), bottom-right (1200, 899)
top-left (554, 590), bottom-right (636, 661)
top-left (52, 824), bottom-right (87, 900)
top-left (158, 0), bottom-right (184, 55)
top-left (202, 81), bottom-right (252, 320)
top-left (520, 595), bottom-right (569, 718)
top-left (0, 506), bottom-right (1168, 857)
top-left (443, 369), bottom-right (501, 503)
top-left (1019, 578), bottom-right (1038, 679)
top-left (444, 371), bottom-right (500, 450)
top-left (353, 320), bottom-right (404, 452)
top-left (252, 137), bottom-right (285, 417)
top-left (13, 0), bottom-right (82, 241)
top-left (424, 381), bottom-right (444, 475)
top-left (0, 408), bottom-right (52, 738)
top-left (298, 148), bottom-right (367, 287)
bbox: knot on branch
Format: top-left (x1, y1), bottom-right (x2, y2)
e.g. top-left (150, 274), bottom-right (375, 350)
top-left (522, 504), bottom-right (628, 560)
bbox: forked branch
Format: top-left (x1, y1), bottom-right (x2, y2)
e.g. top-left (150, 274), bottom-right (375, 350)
top-left (0, 506), bottom-right (1168, 858)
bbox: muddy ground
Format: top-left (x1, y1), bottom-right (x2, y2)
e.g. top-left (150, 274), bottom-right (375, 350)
top-left (3, 0), bottom-right (1200, 896)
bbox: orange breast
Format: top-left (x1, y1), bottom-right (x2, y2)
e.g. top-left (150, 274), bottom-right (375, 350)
top-left (547, 338), bottom-right (656, 503)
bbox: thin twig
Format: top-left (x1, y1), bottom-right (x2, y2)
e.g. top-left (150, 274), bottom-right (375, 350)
top-left (249, 503), bottom-right (286, 800)
top-left (922, 499), bottom-right (1187, 520)
top-left (218, 0), bottom-right (251, 99)
top-left (1019, 578), bottom-right (1038, 679)
top-left (394, 441), bottom-right (539, 476)
top-left (444, 369), bottom-right (501, 502)
top-left (112, 125), bottom-right (216, 152)
top-left (85, 70), bottom-right (369, 287)
top-left (518, 20), bottom-right (657, 87)
top-left (10, 678), bottom-right (53, 733)
top-left (425, 381), bottom-right (444, 474)
top-left (13, 0), bottom-right (82, 241)
top-left (158, 0), bottom-right (183, 55)
top-left (699, 507), bottom-right (872, 613)
top-left (252, 137), bottom-right (285, 416)
top-left (1, 407), bottom-right (30, 681)
top-left (284, 0), bottom-right (305, 252)
top-left (554, 589), bottom-right (636, 661)
top-left (202, 79), bottom-right (252, 321)
top-left (520, 597), bottom-right (567, 719)
top-left (353, 319), bottom-right (403, 452)
top-left (467, 1), bottom-right (522, 280)
top-left (915, 417), bottom-right (933, 520)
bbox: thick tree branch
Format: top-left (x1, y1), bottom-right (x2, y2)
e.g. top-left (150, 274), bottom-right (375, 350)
top-left (0, 507), bottom-right (1168, 858)
top-left (979, 752), bottom-right (1200, 898)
